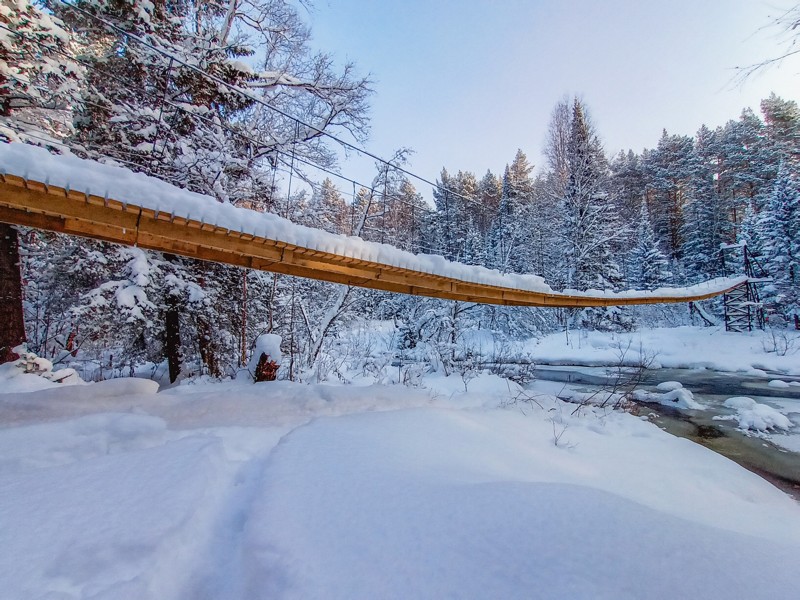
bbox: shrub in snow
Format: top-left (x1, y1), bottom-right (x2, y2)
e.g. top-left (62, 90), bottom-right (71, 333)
top-left (249, 335), bottom-right (282, 382)
top-left (1, 345), bottom-right (82, 386)
top-left (722, 397), bottom-right (792, 433)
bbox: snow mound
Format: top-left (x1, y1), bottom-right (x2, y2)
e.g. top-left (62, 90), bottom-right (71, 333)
top-left (0, 346), bottom-right (85, 393)
top-left (724, 396), bottom-right (757, 410)
top-left (632, 383), bottom-right (704, 410)
top-left (656, 381), bottom-right (684, 392)
top-left (0, 380), bottom-right (799, 597)
top-left (768, 379), bottom-right (790, 388)
top-left (723, 397), bottom-right (792, 432)
top-left (249, 333), bottom-right (283, 368)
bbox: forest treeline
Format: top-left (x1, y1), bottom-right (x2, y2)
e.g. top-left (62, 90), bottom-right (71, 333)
top-left (0, 1), bottom-right (798, 381)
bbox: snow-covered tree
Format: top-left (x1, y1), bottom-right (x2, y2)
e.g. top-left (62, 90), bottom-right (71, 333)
top-left (629, 200), bottom-right (669, 289)
top-left (560, 99), bottom-right (623, 291)
top-left (755, 163), bottom-right (800, 326)
top-left (681, 126), bottom-right (730, 279)
top-left (641, 130), bottom-right (697, 258)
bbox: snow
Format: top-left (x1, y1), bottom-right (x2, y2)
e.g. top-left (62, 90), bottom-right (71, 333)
top-left (0, 346), bottom-right (84, 392)
top-left (248, 333), bottom-right (283, 370)
top-left (768, 379), bottom-right (791, 388)
top-left (1, 375), bottom-right (799, 598)
top-left (656, 380), bottom-right (684, 391)
top-left (0, 142), bottom-right (746, 300)
top-left (720, 396), bottom-right (793, 432)
top-left (632, 383), bottom-right (704, 410)
top-left (530, 326), bottom-right (800, 375)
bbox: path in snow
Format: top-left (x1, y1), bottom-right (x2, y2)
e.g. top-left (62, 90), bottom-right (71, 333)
top-left (1, 377), bottom-right (799, 599)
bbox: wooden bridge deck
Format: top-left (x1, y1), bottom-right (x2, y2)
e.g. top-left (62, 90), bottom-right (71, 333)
top-left (0, 174), bottom-right (742, 308)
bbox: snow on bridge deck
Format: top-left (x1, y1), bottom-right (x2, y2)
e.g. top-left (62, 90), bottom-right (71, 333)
top-left (0, 143), bottom-right (745, 307)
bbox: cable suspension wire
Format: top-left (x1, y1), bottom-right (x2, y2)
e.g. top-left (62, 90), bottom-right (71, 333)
top-left (0, 20), bottom-right (490, 220)
top-left (49, 0), bottom-right (483, 207)
top-left (1, 18), bottom-right (480, 259)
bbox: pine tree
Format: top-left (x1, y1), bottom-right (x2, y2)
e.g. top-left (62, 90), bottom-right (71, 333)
top-left (558, 99), bottom-right (627, 330)
top-left (756, 163), bottom-right (800, 326)
top-left (641, 130), bottom-right (697, 259)
top-left (681, 126), bottom-right (730, 279)
top-left (761, 93), bottom-right (800, 164)
top-left (488, 150), bottom-right (535, 273)
top-left (0, 0), bottom-right (81, 136)
top-left (306, 178), bottom-right (348, 234)
top-left (560, 99), bottom-right (623, 291)
top-left (629, 200), bottom-right (669, 290)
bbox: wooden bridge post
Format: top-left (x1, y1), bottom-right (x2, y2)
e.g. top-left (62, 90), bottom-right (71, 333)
top-left (0, 223), bottom-right (25, 363)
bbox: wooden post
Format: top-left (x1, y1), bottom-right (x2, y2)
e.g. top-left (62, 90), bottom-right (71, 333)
top-left (0, 223), bottom-right (26, 363)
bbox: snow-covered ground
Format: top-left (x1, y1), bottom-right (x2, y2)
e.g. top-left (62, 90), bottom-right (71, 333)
top-left (530, 325), bottom-right (800, 375)
top-left (1, 370), bottom-right (799, 599)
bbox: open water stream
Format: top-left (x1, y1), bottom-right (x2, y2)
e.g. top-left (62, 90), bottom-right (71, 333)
top-left (533, 366), bottom-right (800, 499)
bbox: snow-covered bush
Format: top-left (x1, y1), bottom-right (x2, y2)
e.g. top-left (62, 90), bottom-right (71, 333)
top-left (0, 345), bottom-right (83, 391)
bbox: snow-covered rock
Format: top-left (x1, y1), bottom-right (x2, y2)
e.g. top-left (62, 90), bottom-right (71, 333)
top-left (656, 381), bottom-right (684, 392)
top-left (632, 382), bottom-right (704, 410)
top-left (768, 379), bottom-right (790, 388)
top-left (722, 397), bottom-right (793, 432)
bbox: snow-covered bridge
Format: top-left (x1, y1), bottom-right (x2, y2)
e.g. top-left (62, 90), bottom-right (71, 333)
top-left (0, 143), bottom-right (745, 308)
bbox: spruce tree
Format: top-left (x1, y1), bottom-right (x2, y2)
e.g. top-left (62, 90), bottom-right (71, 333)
top-left (756, 163), bottom-right (800, 326)
top-left (629, 200), bottom-right (669, 290)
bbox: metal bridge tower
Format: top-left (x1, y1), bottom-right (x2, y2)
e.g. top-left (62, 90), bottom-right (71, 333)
top-left (720, 244), bottom-right (770, 332)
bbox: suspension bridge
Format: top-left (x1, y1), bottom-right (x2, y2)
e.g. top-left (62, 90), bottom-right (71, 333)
top-left (0, 2), bottom-right (767, 321)
top-left (0, 144), bottom-right (751, 311)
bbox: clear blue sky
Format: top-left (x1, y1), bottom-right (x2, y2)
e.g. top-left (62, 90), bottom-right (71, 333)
top-left (304, 0), bottom-right (800, 195)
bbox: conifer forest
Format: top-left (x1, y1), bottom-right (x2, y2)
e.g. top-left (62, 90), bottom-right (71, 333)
top-left (0, 0), bottom-right (798, 383)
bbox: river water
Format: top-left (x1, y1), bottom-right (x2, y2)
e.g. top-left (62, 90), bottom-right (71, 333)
top-left (533, 365), bottom-right (800, 499)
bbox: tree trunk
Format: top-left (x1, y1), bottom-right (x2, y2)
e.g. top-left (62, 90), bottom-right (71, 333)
top-left (0, 223), bottom-right (26, 363)
top-left (253, 353), bottom-right (279, 382)
top-left (165, 296), bottom-right (181, 383)
top-left (197, 316), bottom-right (220, 378)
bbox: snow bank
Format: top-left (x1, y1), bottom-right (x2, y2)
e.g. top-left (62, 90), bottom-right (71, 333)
top-left (243, 408), bottom-right (800, 599)
top-left (0, 436), bottom-right (231, 599)
top-left (721, 397), bottom-right (793, 432)
top-left (0, 143), bottom-right (744, 299)
top-left (531, 326), bottom-right (800, 375)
